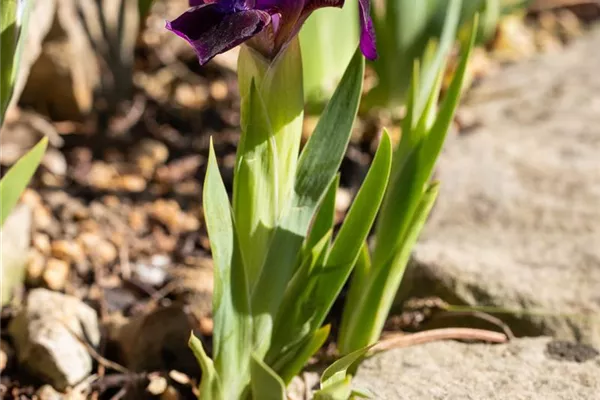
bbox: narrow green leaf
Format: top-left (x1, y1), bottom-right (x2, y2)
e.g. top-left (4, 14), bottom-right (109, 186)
top-left (321, 345), bottom-right (372, 388)
top-left (417, 0), bottom-right (463, 114)
top-left (250, 48), bottom-right (364, 358)
top-left (305, 174), bottom-right (339, 251)
top-left (11, 0), bottom-right (31, 83)
top-left (277, 324), bottom-right (331, 385)
top-left (313, 376), bottom-right (352, 400)
top-left (1, 0), bottom-right (19, 122)
top-left (416, 16), bottom-right (477, 187)
top-left (189, 333), bottom-right (223, 400)
top-left (337, 242), bottom-right (370, 348)
top-left (268, 232), bottom-right (332, 368)
top-left (0, 137), bottom-right (47, 227)
top-left (309, 131), bottom-right (392, 331)
top-left (372, 17), bottom-right (476, 269)
top-left (233, 79), bottom-right (278, 289)
top-left (339, 184), bottom-right (440, 352)
top-left (250, 354), bottom-right (286, 400)
top-left (269, 131), bottom-right (391, 362)
top-left (203, 139), bottom-right (252, 399)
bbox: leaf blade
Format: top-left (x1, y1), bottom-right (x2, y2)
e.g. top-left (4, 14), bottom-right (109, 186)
top-left (250, 354), bottom-right (287, 400)
top-left (189, 333), bottom-right (223, 400)
top-left (0, 137), bottom-right (47, 227)
top-left (203, 139), bottom-right (252, 398)
top-left (250, 48), bottom-right (365, 358)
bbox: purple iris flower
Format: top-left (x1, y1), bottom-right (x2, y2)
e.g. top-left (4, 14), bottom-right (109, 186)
top-left (166, 0), bottom-right (377, 65)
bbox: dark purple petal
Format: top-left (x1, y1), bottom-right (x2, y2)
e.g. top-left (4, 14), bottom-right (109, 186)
top-left (358, 0), bottom-right (377, 60)
top-left (166, 4), bottom-right (270, 65)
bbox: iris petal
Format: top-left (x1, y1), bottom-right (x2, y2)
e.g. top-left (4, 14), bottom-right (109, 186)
top-left (358, 0), bottom-right (377, 60)
top-left (166, 4), bottom-right (271, 65)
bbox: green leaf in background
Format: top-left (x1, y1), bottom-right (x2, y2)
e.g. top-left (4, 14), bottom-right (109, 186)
top-left (189, 333), bottom-right (223, 400)
top-left (1, 0), bottom-right (20, 117)
top-left (249, 48), bottom-right (364, 359)
top-left (417, 0), bottom-right (463, 116)
top-left (338, 183), bottom-right (439, 353)
top-left (203, 140), bottom-right (252, 399)
top-left (305, 131), bottom-right (392, 331)
top-left (250, 354), bottom-right (286, 400)
top-left (0, 137), bottom-right (48, 227)
top-left (300, 2), bottom-right (358, 106)
top-left (373, 16), bottom-right (476, 271)
top-left (366, 0), bottom-right (445, 108)
top-left (233, 79), bottom-right (278, 289)
top-left (1, 0), bottom-right (31, 126)
top-left (338, 17), bottom-right (478, 355)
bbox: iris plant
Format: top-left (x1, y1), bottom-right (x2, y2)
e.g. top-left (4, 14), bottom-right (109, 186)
top-left (168, 1), bottom-right (382, 399)
top-left (167, 0), bottom-right (475, 398)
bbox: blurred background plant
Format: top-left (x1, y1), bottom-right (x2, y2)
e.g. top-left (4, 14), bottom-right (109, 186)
top-left (339, 3), bottom-right (476, 353)
top-left (365, 0), bottom-right (520, 110)
top-left (299, 2), bottom-right (359, 108)
top-left (300, 0), bottom-right (533, 112)
top-left (1, 0), bottom-right (48, 304)
top-left (79, 0), bottom-right (155, 115)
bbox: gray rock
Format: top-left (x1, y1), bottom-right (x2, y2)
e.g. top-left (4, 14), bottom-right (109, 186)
top-left (8, 289), bottom-right (100, 390)
top-left (353, 338), bottom-right (600, 400)
top-left (400, 27), bottom-right (600, 345)
top-left (1, 204), bottom-right (32, 305)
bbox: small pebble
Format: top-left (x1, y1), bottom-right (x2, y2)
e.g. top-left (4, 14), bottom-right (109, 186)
top-left (33, 233), bottom-right (52, 255)
top-left (27, 250), bottom-right (46, 284)
top-left (147, 375), bottom-right (168, 395)
top-left (168, 370), bottom-right (190, 385)
top-left (149, 199), bottom-right (200, 233)
top-left (128, 209), bottom-right (148, 233)
top-left (134, 260), bottom-right (168, 287)
top-left (51, 240), bottom-right (85, 264)
top-left (43, 258), bottom-right (70, 290)
top-left (79, 233), bottom-right (118, 265)
top-left (119, 174), bottom-right (147, 192)
top-left (209, 80), bottom-right (228, 101)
